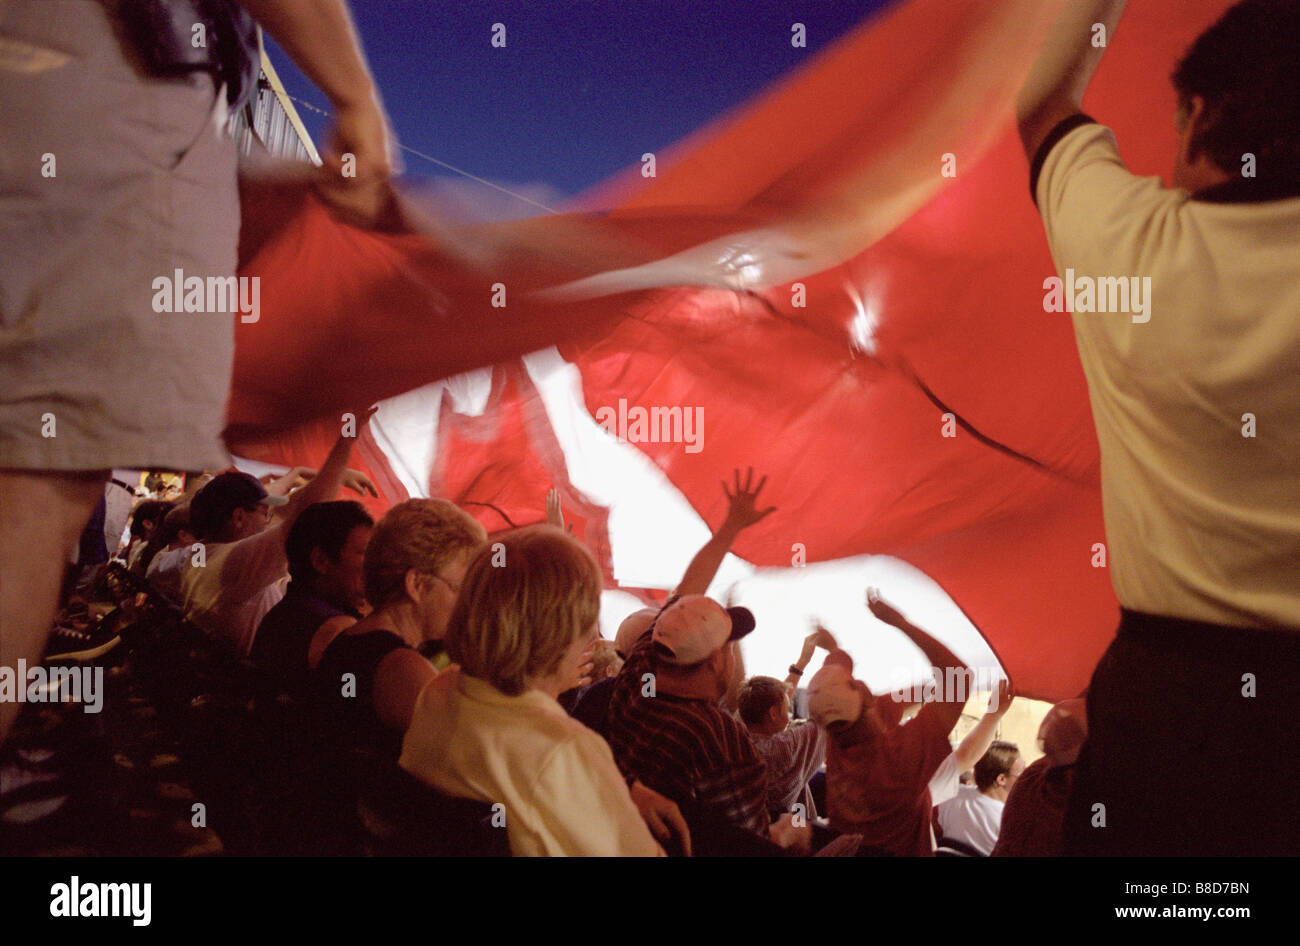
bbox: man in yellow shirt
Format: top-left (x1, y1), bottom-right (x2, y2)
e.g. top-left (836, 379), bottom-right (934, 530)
top-left (1017, 0), bottom-right (1300, 855)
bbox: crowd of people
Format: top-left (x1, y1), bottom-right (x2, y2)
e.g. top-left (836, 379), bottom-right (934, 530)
top-left (13, 445), bottom-right (1086, 857)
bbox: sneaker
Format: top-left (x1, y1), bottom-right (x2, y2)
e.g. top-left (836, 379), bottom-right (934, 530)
top-left (44, 620), bottom-right (121, 662)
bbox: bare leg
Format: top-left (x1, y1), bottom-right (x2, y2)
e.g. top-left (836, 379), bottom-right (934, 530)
top-left (0, 469), bottom-right (106, 744)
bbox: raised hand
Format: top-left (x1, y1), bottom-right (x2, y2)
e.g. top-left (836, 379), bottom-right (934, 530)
top-left (546, 487), bottom-right (564, 529)
top-left (265, 466), bottom-right (316, 497)
top-left (866, 587), bottom-right (909, 629)
top-left (316, 96), bottom-right (400, 227)
top-left (341, 469), bottom-right (379, 498)
top-left (350, 404), bottom-right (379, 428)
top-left (720, 467), bottom-right (777, 533)
top-left (809, 625), bottom-right (839, 652)
top-left (324, 96), bottom-right (398, 181)
top-left (985, 678), bottom-right (1015, 718)
top-left (798, 624), bottom-right (831, 662)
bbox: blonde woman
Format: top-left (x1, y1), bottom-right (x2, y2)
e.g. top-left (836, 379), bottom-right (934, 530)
top-left (400, 525), bottom-right (687, 856)
top-left (309, 498), bottom-right (486, 754)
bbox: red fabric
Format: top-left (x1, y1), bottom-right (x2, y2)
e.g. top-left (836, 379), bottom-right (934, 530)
top-left (429, 367), bottom-right (609, 575)
top-left (227, 0), bottom-right (1232, 701)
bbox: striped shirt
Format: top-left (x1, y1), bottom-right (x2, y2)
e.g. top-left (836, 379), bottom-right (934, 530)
top-left (605, 627), bottom-right (769, 837)
top-left (751, 720), bottom-right (826, 821)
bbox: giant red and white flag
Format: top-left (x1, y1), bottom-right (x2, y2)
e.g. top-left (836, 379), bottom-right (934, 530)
top-left (228, 0), bottom-right (1231, 701)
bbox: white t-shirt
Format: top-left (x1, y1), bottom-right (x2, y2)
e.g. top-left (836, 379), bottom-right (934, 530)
top-left (146, 545), bottom-right (190, 608)
top-left (927, 751), bottom-right (962, 806)
top-left (400, 667), bottom-right (662, 857)
top-left (935, 784), bottom-right (1003, 855)
top-left (180, 522), bottom-right (289, 657)
top-left (1037, 122), bottom-right (1300, 630)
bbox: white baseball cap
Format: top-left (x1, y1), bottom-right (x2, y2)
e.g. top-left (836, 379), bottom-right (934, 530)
top-left (614, 608), bottom-right (660, 658)
top-left (650, 595), bottom-right (756, 667)
top-left (808, 662), bottom-right (864, 730)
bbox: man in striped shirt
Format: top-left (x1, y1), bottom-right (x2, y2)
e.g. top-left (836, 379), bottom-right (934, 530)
top-left (605, 595), bottom-right (772, 840)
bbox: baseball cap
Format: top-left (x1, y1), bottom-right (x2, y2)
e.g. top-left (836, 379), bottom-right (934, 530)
top-left (651, 594), bottom-right (756, 667)
top-left (808, 662), bottom-right (864, 730)
top-left (615, 608), bottom-right (660, 658)
top-left (190, 471), bottom-right (288, 539)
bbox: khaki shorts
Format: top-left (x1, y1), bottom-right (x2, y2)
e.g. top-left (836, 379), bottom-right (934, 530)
top-left (0, 0), bottom-right (239, 471)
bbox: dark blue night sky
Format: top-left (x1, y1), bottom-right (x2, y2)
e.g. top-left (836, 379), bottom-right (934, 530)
top-left (264, 0), bottom-right (893, 201)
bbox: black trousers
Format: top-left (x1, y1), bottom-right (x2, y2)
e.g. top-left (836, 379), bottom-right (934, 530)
top-left (1063, 609), bottom-right (1300, 856)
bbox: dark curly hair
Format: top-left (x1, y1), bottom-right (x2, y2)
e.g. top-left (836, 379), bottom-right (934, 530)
top-left (1171, 0), bottom-right (1300, 182)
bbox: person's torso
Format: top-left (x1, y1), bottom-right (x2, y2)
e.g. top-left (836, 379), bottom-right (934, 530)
top-left (401, 668), bottom-right (653, 856)
top-left (251, 584), bottom-right (349, 694)
top-left (181, 540), bottom-right (287, 653)
top-left (1071, 193), bottom-right (1300, 629)
top-left (936, 785), bottom-right (1002, 855)
top-left (607, 646), bottom-right (765, 824)
top-left (311, 627), bottom-right (408, 759)
top-left (752, 723), bottom-right (823, 815)
top-left (826, 729), bottom-right (935, 855)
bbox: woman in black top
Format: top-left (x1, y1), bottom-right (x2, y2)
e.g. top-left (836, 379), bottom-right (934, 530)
top-left (308, 498), bottom-right (487, 749)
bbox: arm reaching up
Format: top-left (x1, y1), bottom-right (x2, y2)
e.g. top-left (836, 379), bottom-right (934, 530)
top-left (952, 679), bottom-right (1015, 772)
top-left (1016, 0), bottom-right (1128, 161)
top-left (217, 409), bottom-right (376, 611)
top-left (267, 465), bottom-right (378, 501)
top-left (236, 0), bottom-right (399, 222)
top-left (866, 587), bottom-right (969, 732)
top-left (265, 466), bottom-right (315, 498)
top-left (278, 407), bottom-right (378, 530)
top-left (785, 625), bottom-right (838, 689)
top-left (866, 588), bottom-right (967, 682)
top-left (675, 468), bottom-right (776, 597)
